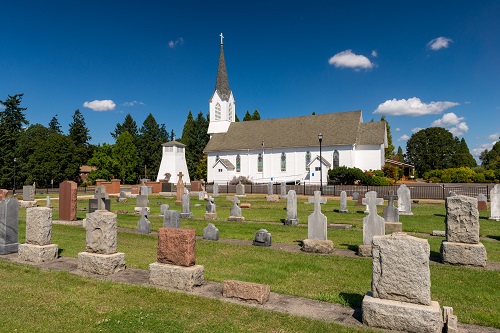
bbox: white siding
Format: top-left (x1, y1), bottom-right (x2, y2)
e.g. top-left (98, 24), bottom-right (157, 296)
top-left (354, 144), bottom-right (385, 171)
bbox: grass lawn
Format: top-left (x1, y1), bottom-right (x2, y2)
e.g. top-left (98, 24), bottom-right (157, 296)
top-left (9, 193), bottom-right (500, 330)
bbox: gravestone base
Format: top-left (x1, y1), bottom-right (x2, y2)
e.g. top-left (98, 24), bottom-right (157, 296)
top-left (489, 216), bottom-right (500, 221)
top-left (283, 218), bottom-right (298, 226)
top-left (77, 252), bottom-right (126, 275)
top-left (149, 262), bottom-right (204, 291)
top-left (204, 213), bottom-right (217, 220)
top-left (385, 222), bottom-right (402, 234)
top-left (301, 239), bottom-right (334, 254)
top-left (432, 230), bottom-right (446, 237)
top-left (0, 243), bottom-right (19, 255)
top-left (357, 244), bottom-right (372, 257)
top-left (339, 209), bottom-right (349, 213)
top-left (19, 200), bottom-right (37, 208)
top-left (440, 241), bottom-right (487, 267)
top-left (266, 195), bottom-right (280, 202)
top-left (18, 243), bottom-right (58, 263)
top-left (235, 195), bottom-right (246, 198)
top-left (134, 207), bottom-right (150, 215)
top-left (362, 293), bottom-right (442, 333)
top-left (118, 198), bottom-right (127, 203)
top-left (399, 211), bottom-right (414, 216)
top-left (180, 212), bottom-right (193, 219)
top-left (227, 216), bottom-right (245, 222)
top-left (223, 280), bottom-right (270, 305)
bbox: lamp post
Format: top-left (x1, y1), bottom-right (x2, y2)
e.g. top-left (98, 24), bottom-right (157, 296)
top-left (13, 157), bottom-right (17, 195)
top-left (318, 133), bottom-right (323, 195)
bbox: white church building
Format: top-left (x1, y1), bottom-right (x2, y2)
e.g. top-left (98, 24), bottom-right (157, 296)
top-left (203, 36), bottom-right (387, 185)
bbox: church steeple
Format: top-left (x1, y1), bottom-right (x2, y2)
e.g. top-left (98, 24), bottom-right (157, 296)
top-left (215, 35), bottom-right (231, 102)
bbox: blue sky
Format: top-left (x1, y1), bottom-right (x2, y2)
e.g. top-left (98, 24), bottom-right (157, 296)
top-left (2, 1), bottom-right (499, 162)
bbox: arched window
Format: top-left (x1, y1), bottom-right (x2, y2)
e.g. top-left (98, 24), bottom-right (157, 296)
top-left (228, 104), bottom-right (233, 121)
top-left (236, 154), bottom-right (241, 172)
top-left (281, 152), bottom-right (286, 171)
top-left (215, 103), bottom-right (221, 120)
top-left (258, 153), bottom-right (263, 172)
top-left (333, 150), bottom-right (339, 169)
top-left (305, 151), bottom-right (311, 171)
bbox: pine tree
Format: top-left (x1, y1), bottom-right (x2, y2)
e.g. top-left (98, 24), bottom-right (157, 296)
top-left (381, 116), bottom-right (395, 160)
top-left (235, 113), bottom-right (240, 122)
top-left (397, 146), bottom-right (405, 162)
top-left (113, 131), bottom-right (139, 183)
top-left (111, 113), bottom-right (138, 140)
top-left (68, 109), bottom-right (91, 174)
top-left (48, 114), bottom-right (63, 134)
top-left (137, 113), bottom-right (168, 180)
top-left (252, 109), bottom-right (261, 120)
top-left (453, 137), bottom-right (477, 168)
top-left (243, 110), bottom-right (252, 121)
top-left (170, 129), bottom-right (175, 141)
top-left (181, 111), bottom-right (197, 179)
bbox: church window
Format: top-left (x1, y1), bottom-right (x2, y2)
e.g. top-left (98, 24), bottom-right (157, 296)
top-left (215, 103), bottom-right (221, 120)
top-left (258, 153), bottom-right (263, 172)
top-left (333, 150), bottom-right (339, 169)
top-left (305, 151), bottom-right (311, 171)
top-left (164, 147), bottom-right (173, 153)
top-left (228, 104), bottom-right (233, 121)
top-left (218, 168), bottom-right (223, 173)
top-left (281, 152), bottom-right (286, 171)
top-left (236, 154), bottom-right (241, 172)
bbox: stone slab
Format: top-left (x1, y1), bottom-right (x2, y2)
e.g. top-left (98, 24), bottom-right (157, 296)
top-left (440, 241), bottom-right (487, 267)
top-left (357, 244), bottom-right (372, 257)
top-left (77, 252), bottom-right (126, 275)
top-left (266, 195), bottom-right (280, 202)
top-left (18, 243), bottom-right (58, 263)
top-left (180, 212), bottom-right (193, 219)
top-left (157, 228), bottom-right (196, 266)
top-left (240, 203), bottom-right (251, 208)
top-left (222, 280), bottom-right (270, 305)
top-left (432, 230), bottom-right (446, 237)
top-left (134, 206), bottom-right (150, 214)
top-left (19, 201), bottom-right (37, 208)
top-left (204, 213), bottom-right (217, 220)
top-left (445, 195), bottom-right (480, 244)
top-left (85, 210), bottom-right (117, 254)
top-left (149, 262), bottom-right (204, 291)
top-left (362, 293), bottom-right (442, 333)
top-left (26, 207), bottom-right (52, 245)
top-left (283, 218), bottom-right (298, 226)
top-left (301, 239), bottom-right (334, 254)
top-left (227, 216), bottom-right (245, 222)
top-left (384, 222), bottom-right (402, 234)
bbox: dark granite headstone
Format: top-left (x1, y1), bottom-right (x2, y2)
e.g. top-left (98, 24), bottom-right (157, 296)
top-left (253, 228), bottom-right (272, 247)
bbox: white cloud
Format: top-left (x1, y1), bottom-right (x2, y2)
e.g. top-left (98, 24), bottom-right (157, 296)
top-left (427, 37), bottom-right (453, 50)
top-left (168, 37), bottom-right (184, 48)
top-left (373, 97), bottom-right (459, 116)
top-left (328, 50), bottom-right (374, 70)
top-left (448, 122), bottom-right (469, 136)
top-left (430, 112), bottom-right (468, 136)
top-left (398, 134), bottom-right (410, 141)
top-left (471, 142), bottom-right (497, 159)
top-left (395, 127), bottom-right (400, 132)
top-left (488, 133), bottom-right (500, 140)
top-left (83, 99), bottom-right (116, 111)
top-left (412, 127), bottom-right (424, 133)
top-left (122, 101), bottom-right (144, 107)
top-left (371, 50), bottom-right (378, 57)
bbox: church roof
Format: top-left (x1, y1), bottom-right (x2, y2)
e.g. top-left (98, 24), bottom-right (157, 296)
top-left (162, 140), bottom-right (186, 147)
top-left (213, 44), bottom-right (231, 101)
top-left (204, 110), bottom-right (386, 152)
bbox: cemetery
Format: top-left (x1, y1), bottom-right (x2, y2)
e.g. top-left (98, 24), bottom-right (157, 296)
top-left (0, 186), bottom-right (499, 332)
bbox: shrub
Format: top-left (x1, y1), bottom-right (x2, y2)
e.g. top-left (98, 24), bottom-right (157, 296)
top-left (329, 166), bottom-right (368, 185)
top-left (366, 176), bottom-right (390, 186)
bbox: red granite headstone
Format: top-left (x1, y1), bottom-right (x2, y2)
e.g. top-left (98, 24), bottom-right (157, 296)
top-left (157, 227), bottom-right (195, 266)
top-left (477, 201), bottom-right (488, 211)
top-left (356, 194), bottom-right (366, 206)
top-left (0, 189), bottom-right (8, 200)
top-left (59, 181), bottom-right (77, 221)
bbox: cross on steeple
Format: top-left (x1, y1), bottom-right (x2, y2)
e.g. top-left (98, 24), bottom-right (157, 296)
top-left (220, 33), bottom-right (224, 45)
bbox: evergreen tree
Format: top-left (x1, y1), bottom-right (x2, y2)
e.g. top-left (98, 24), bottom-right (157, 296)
top-left (113, 131), bottom-right (139, 184)
top-left (181, 111), bottom-right (198, 179)
top-left (137, 113), bottom-right (168, 180)
top-left (396, 146), bottom-right (405, 162)
top-left (243, 110), bottom-right (252, 121)
top-left (480, 140), bottom-right (500, 169)
top-left (170, 129), bottom-right (175, 141)
top-left (48, 114), bottom-right (63, 134)
top-left (252, 109), bottom-right (261, 120)
top-left (111, 113), bottom-right (138, 140)
top-left (235, 113), bottom-right (240, 122)
top-left (68, 109), bottom-right (91, 175)
top-left (0, 94), bottom-right (29, 188)
top-left (453, 138), bottom-right (477, 168)
top-left (381, 116), bottom-right (395, 159)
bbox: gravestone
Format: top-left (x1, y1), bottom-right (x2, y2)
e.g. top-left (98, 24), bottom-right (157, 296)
top-left (283, 190), bottom-right (298, 225)
top-left (140, 180), bottom-right (149, 195)
top-left (0, 198), bottom-right (19, 254)
top-left (0, 189), bottom-right (9, 200)
top-left (160, 204), bottom-right (170, 216)
top-left (118, 190), bottom-right (127, 203)
top-left (253, 228), bottom-right (272, 247)
top-left (280, 182), bottom-right (287, 198)
top-left (59, 180), bottom-right (77, 221)
top-left (212, 182), bottom-right (219, 197)
top-left (136, 195), bottom-right (148, 208)
top-left (490, 184), bottom-right (500, 221)
top-left (356, 193), bottom-right (365, 206)
top-left (302, 191), bottom-right (333, 253)
top-left (358, 191), bottom-right (385, 257)
top-left (448, 191), bottom-right (457, 197)
top-left (137, 207), bottom-right (151, 234)
top-left (77, 210), bottom-right (126, 275)
top-left (161, 182), bottom-right (172, 192)
top-left (235, 182), bottom-right (245, 196)
top-left (203, 223), bottom-right (219, 241)
top-left (267, 183), bottom-right (273, 196)
top-left (89, 198), bottom-right (111, 213)
top-left (227, 196), bottom-right (245, 221)
top-left (94, 186), bottom-right (109, 210)
top-left (163, 210), bottom-right (180, 228)
top-left (352, 192), bottom-right (359, 201)
top-left (441, 195), bottom-right (487, 267)
top-left (175, 172), bottom-right (185, 205)
top-left (476, 193), bottom-right (487, 211)
top-left (180, 189), bottom-right (193, 218)
top-left (362, 233), bottom-right (442, 333)
top-left (204, 196), bottom-right (217, 220)
top-left (339, 191), bottom-right (348, 213)
top-left (18, 207), bottom-right (58, 262)
top-left (20, 185), bottom-right (37, 208)
top-left (397, 184), bottom-right (413, 215)
top-left (46, 196), bottom-right (51, 208)
top-left (383, 190), bottom-right (401, 234)
top-left (198, 191), bottom-right (207, 201)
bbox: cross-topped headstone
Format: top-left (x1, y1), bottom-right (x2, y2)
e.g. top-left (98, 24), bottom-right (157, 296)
top-left (362, 191), bottom-right (385, 245)
top-left (307, 191), bottom-right (327, 240)
top-left (383, 190), bottom-right (399, 222)
top-left (138, 207), bottom-right (151, 234)
top-left (230, 196), bottom-right (242, 217)
top-left (177, 172), bottom-right (184, 182)
top-left (94, 186), bottom-right (109, 210)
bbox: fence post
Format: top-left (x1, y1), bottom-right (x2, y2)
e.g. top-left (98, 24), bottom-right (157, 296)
top-left (442, 185), bottom-right (446, 200)
top-left (227, 182), bottom-right (229, 194)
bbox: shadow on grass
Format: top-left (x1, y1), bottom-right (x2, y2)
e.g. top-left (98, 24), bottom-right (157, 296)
top-left (339, 292), bottom-right (364, 311)
top-left (487, 235), bottom-right (500, 241)
top-left (434, 213), bottom-right (445, 218)
top-left (341, 244), bottom-right (358, 253)
top-left (429, 255), bottom-right (441, 263)
top-left (58, 248), bottom-right (64, 256)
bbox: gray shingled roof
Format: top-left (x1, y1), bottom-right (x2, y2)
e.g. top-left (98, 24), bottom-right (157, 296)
top-left (213, 158), bottom-right (235, 170)
top-left (162, 140), bottom-right (186, 147)
top-left (205, 110), bottom-right (386, 152)
top-left (214, 45), bottom-right (231, 101)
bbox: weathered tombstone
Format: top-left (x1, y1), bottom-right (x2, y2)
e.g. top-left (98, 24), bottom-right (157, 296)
top-left (383, 191), bottom-right (401, 234)
top-left (175, 172), bottom-right (184, 205)
top-left (227, 196), bottom-right (245, 221)
top-left (362, 233), bottom-right (442, 333)
top-left (77, 210), bottom-right (126, 275)
top-left (476, 193), bottom-right (487, 211)
top-left (356, 193), bottom-right (365, 206)
top-left (253, 228), bottom-right (272, 247)
top-left (163, 210), bottom-right (180, 228)
top-left (59, 180), bottom-right (77, 221)
top-left (198, 191), bottom-right (207, 201)
top-left (94, 186), bottom-right (109, 210)
top-left (302, 191), bottom-right (333, 253)
top-left (0, 189), bottom-right (9, 200)
top-left (339, 191), bottom-right (348, 213)
top-left (140, 179), bottom-right (149, 195)
top-left (149, 228), bottom-right (204, 291)
top-left (441, 195), bottom-right (487, 267)
top-left (203, 223), bottom-right (219, 240)
top-left (20, 185), bottom-right (37, 208)
top-left (180, 189), bottom-right (193, 218)
top-left (280, 182), bottom-right (287, 198)
top-left (46, 196), bottom-right (51, 208)
top-left (235, 182), bottom-right (245, 196)
top-left (352, 192), bottom-right (359, 201)
top-left (136, 195), bottom-right (148, 208)
top-left (89, 198), bottom-right (111, 213)
top-left (204, 196), bottom-right (217, 220)
top-left (212, 182), bottom-right (219, 197)
top-left (0, 198), bottom-right (19, 254)
top-left (397, 184), bottom-right (413, 215)
top-left (18, 207), bottom-right (58, 262)
top-left (358, 191), bottom-right (385, 257)
top-left (283, 190), bottom-right (298, 225)
top-left (118, 190), bottom-right (127, 203)
top-left (267, 183), bottom-right (273, 196)
top-left (160, 204), bottom-right (169, 216)
top-left (490, 184), bottom-right (500, 221)
top-left (137, 207), bottom-right (151, 234)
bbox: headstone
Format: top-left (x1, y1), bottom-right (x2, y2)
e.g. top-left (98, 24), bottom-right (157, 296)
top-left (397, 184), bottom-right (413, 215)
top-left (140, 179), bottom-right (149, 195)
top-left (267, 183), bottom-right (273, 196)
top-left (77, 210), bottom-right (126, 275)
top-left (163, 210), bottom-right (180, 228)
top-left (204, 196), bottom-right (217, 220)
top-left (0, 198), bottom-right (19, 254)
top-left (89, 198), bottom-right (111, 213)
top-left (0, 189), bottom-right (9, 200)
top-left (180, 189), bottom-right (193, 218)
top-left (253, 228), bottom-right (272, 247)
top-left (23, 185), bottom-right (35, 201)
top-left (441, 195), bottom-right (487, 267)
top-left (490, 184), bottom-right (500, 221)
top-left (339, 191), bottom-right (348, 213)
top-left (307, 191), bottom-right (328, 240)
top-left (118, 190), bottom-right (127, 203)
top-left (362, 233), bottom-right (442, 333)
top-left (176, 172), bottom-right (185, 205)
top-left (280, 182), bottom-right (287, 198)
top-left (18, 207), bottom-right (58, 262)
top-left (59, 180), bottom-right (77, 221)
top-left (161, 182), bottom-right (172, 192)
top-left (46, 196), bottom-right (51, 208)
top-left (236, 182), bottom-right (245, 196)
top-left (356, 193), bottom-right (365, 206)
top-left (94, 186), bottom-right (109, 210)
top-left (476, 193), bottom-right (487, 211)
top-left (212, 182), bottom-right (219, 197)
top-left (137, 207), bottom-right (151, 234)
top-left (203, 223), bottom-right (219, 240)
top-left (160, 204), bottom-right (170, 216)
top-left (283, 190), bottom-right (298, 225)
top-left (198, 191), bottom-right (207, 201)
top-left (227, 196), bottom-right (245, 221)
top-left (361, 191), bottom-right (385, 247)
top-left (136, 195), bottom-right (148, 208)
top-left (448, 191), bottom-right (457, 197)
top-left (383, 191), bottom-right (399, 222)
top-left (352, 192), bottom-right (359, 201)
